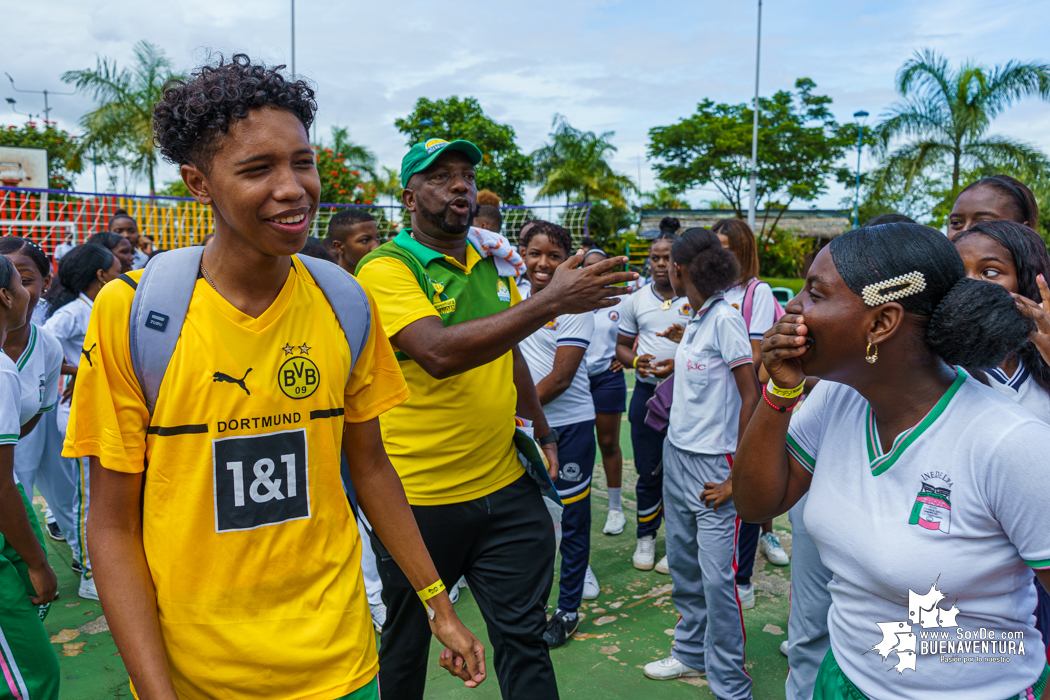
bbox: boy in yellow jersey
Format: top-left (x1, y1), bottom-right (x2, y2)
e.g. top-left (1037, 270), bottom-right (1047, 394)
top-left (62, 54), bottom-right (485, 700)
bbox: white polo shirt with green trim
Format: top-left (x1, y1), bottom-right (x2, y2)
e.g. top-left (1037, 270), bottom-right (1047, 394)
top-left (787, 372), bottom-right (1050, 699)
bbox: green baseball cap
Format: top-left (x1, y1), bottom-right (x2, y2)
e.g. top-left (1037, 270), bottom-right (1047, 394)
top-left (400, 138), bottom-right (483, 189)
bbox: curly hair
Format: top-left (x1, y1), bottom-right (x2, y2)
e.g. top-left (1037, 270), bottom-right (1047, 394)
top-left (153, 54), bottom-right (317, 170)
top-left (521, 220), bottom-right (573, 255)
top-left (671, 228), bottom-right (740, 298)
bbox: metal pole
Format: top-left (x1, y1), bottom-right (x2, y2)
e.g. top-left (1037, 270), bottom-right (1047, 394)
top-left (291, 0), bottom-right (296, 78)
top-left (746, 0), bottom-right (761, 230)
top-left (851, 110), bottom-right (868, 230)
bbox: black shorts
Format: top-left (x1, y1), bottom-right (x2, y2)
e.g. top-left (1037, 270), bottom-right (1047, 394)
top-left (589, 369), bottom-right (627, 414)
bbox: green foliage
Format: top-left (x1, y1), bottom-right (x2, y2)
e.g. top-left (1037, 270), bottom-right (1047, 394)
top-left (0, 122), bottom-right (83, 189)
top-left (157, 178), bottom-right (191, 198)
top-left (584, 202), bottom-right (634, 251)
top-left (395, 97), bottom-right (531, 204)
top-left (313, 127), bottom-right (378, 205)
top-left (531, 115), bottom-right (636, 207)
top-left (761, 277), bottom-right (805, 294)
top-left (648, 78), bottom-right (855, 240)
top-left (867, 49), bottom-right (1050, 228)
top-left (757, 228), bottom-right (814, 278)
top-left (62, 40), bottom-right (184, 193)
top-left (641, 187), bottom-right (689, 209)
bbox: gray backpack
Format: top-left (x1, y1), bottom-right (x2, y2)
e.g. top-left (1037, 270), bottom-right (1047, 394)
top-left (122, 246), bottom-right (371, 417)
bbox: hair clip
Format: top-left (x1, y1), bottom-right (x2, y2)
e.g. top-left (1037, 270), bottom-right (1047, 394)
top-left (861, 271), bottom-right (926, 307)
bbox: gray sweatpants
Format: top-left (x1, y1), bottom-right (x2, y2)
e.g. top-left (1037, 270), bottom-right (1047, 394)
top-left (663, 439), bottom-right (753, 700)
top-left (785, 492), bottom-right (832, 700)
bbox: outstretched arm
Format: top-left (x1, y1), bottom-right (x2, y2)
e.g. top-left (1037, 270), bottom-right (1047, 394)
top-left (345, 418), bottom-right (487, 688)
top-left (393, 255), bottom-right (636, 379)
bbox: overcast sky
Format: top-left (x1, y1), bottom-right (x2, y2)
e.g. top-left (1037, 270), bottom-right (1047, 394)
top-left (6, 0), bottom-right (1049, 209)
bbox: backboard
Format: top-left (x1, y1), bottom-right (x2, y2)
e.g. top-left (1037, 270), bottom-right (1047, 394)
top-left (0, 146), bottom-right (48, 188)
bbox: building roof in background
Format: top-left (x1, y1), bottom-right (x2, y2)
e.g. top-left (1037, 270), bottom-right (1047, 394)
top-left (639, 209), bottom-right (852, 239)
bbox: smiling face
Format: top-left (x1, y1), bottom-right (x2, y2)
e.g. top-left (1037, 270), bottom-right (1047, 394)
top-left (955, 233), bottom-right (1019, 294)
top-left (0, 266), bottom-right (31, 333)
top-left (948, 184), bottom-right (1026, 239)
top-left (784, 247), bottom-right (875, 381)
top-left (405, 151), bottom-right (477, 238)
top-left (182, 107), bottom-right (320, 258)
top-left (649, 239), bottom-right (673, 287)
top-left (4, 252), bottom-right (49, 321)
top-left (525, 233), bottom-right (568, 293)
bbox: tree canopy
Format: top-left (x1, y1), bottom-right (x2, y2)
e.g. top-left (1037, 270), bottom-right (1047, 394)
top-left (862, 49), bottom-right (1050, 229)
top-left (648, 78), bottom-right (856, 236)
top-left (395, 97), bottom-right (531, 204)
top-left (62, 40), bottom-right (183, 194)
top-left (0, 122), bottom-right (83, 189)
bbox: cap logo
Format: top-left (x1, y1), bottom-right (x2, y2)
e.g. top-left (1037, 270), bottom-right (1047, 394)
top-left (425, 138), bottom-right (449, 153)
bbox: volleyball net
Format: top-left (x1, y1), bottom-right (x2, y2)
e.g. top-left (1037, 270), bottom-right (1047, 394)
top-left (0, 187), bottom-right (593, 256)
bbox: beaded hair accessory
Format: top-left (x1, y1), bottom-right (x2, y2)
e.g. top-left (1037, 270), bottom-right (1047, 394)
top-left (861, 271), bottom-right (926, 307)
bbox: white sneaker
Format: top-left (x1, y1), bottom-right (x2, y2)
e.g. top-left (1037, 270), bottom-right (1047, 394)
top-left (79, 576), bottom-right (99, 601)
top-left (370, 602), bottom-right (386, 631)
top-left (737, 583), bottom-right (754, 610)
top-left (583, 565), bottom-right (600, 600)
top-left (633, 536), bottom-right (656, 571)
top-left (654, 555), bottom-right (670, 575)
top-left (759, 532), bottom-right (790, 566)
top-left (603, 509), bottom-right (626, 535)
top-left (643, 655), bottom-right (703, 680)
top-left (780, 640), bottom-right (789, 657)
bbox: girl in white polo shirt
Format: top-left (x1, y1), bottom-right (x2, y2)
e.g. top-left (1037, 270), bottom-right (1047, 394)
top-left (518, 222), bottom-right (598, 649)
top-left (953, 219), bottom-right (1050, 666)
top-left (735, 222), bottom-right (1050, 700)
top-left (641, 228), bottom-right (760, 698)
top-left (42, 243), bottom-right (121, 601)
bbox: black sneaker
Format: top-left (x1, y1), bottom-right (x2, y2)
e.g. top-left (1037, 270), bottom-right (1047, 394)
top-left (47, 522), bottom-right (65, 541)
top-left (542, 610), bottom-right (579, 649)
top-left (71, 560), bottom-right (84, 574)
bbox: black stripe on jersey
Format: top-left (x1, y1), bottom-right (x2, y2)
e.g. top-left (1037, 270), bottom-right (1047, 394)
top-left (118, 274), bottom-right (138, 290)
top-left (147, 424), bottom-right (208, 436)
top-left (310, 408), bottom-right (345, 420)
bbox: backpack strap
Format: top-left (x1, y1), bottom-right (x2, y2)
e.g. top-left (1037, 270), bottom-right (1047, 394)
top-left (128, 246), bottom-right (204, 417)
top-left (741, 278), bottom-right (761, 331)
top-left (295, 255), bottom-right (371, 378)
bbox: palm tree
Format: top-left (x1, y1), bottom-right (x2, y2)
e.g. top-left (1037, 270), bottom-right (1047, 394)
top-left (874, 49), bottom-right (1050, 199)
top-left (62, 40), bottom-right (182, 194)
top-left (531, 115), bottom-right (635, 207)
top-left (326, 126), bottom-right (378, 182)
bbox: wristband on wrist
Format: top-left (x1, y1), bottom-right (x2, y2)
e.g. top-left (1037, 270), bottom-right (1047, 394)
top-left (418, 579), bottom-right (446, 620)
top-left (762, 385), bottom-right (801, 413)
top-left (766, 378), bottom-right (806, 399)
top-left (632, 356), bottom-right (639, 369)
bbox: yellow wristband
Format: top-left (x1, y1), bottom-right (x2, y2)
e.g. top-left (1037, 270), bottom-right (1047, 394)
top-left (417, 579), bottom-right (446, 605)
top-left (632, 356), bottom-right (639, 369)
top-left (767, 379), bottom-right (806, 399)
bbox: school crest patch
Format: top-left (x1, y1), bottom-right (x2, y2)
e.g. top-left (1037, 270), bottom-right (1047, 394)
top-left (908, 471), bottom-right (952, 534)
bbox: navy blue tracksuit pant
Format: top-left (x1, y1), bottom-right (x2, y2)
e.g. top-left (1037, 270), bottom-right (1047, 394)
top-left (628, 381), bottom-right (664, 537)
top-left (553, 419), bottom-right (596, 614)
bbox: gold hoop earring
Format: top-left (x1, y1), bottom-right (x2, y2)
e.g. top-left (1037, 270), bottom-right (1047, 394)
top-left (866, 343), bottom-right (878, 364)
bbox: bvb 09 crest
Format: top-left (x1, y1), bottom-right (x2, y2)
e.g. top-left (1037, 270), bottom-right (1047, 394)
top-left (279, 356), bottom-right (320, 399)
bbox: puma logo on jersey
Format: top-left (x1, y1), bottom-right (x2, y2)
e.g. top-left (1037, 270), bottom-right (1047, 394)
top-left (213, 368), bottom-right (253, 396)
top-left (81, 344), bottom-right (97, 367)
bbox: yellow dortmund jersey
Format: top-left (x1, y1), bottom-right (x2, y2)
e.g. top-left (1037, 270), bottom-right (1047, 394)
top-left (63, 258), bottom-right (408, 700)
top-left (356, 246), bottom-right (524, 506)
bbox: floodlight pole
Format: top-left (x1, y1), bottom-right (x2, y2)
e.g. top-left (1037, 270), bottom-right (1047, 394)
top-left (291, 0), bottom-right (296, 78)
top-left (852, 110), bottom-right (869, 229)
top-left (746, 0), bottom-right (762, 231)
